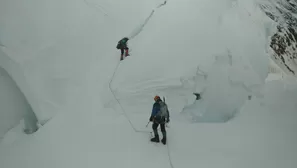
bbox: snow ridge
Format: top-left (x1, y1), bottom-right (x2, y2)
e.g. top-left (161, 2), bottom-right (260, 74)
top-left (129, 0), bottom-right (168, 40)
top-left (83, 0), bottom-right (109, 17)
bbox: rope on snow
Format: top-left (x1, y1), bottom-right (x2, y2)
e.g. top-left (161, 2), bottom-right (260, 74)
top-left (108, 61), bottom-right (175, 168)
top-left (108, 1), bottom-right (175, 167)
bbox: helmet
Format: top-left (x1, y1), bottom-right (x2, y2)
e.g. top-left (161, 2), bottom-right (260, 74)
top-left (154, 95), bottom-right (160, 101)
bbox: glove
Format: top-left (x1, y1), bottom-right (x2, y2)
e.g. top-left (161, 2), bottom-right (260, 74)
top-left (166, 118), bottom-right (170, 123)
top-left (149, 116), bottom-right (153, 122)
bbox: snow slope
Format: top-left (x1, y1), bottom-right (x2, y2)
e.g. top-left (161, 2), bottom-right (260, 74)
top-left (0, 0), bottom-right (297, 168)
top-left (112, 0), bottom-right (272, 122)
top-left (0, 0), bottom-right (159, 124)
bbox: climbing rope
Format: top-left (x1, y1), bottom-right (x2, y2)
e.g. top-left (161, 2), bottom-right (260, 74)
top-left (108, 60), bottom-right (175, 168)
top-left (108, 62), bottom-right (150, 133)
top-left (107, 1), bottom-right (174, 167)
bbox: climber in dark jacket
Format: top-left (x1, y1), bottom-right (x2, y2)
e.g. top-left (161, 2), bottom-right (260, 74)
top-left (116, 37), bottom-right (129, 60)
top-left (149, 95), bottom-right (170, 144)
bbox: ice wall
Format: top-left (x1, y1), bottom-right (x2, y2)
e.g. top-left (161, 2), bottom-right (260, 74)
top-left (180, 0), bottom-right (274, 122)
top-left (182, 54), bottom-right (250, 122)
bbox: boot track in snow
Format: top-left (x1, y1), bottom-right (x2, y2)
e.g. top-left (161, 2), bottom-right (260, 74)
top-left (108, 1), bottom-right (175, 168)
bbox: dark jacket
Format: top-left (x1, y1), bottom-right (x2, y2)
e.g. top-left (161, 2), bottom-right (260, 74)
top-left (150, 99), bottom-right (170, 123)
top-left (151, 99), bottom-right (161, 117)
top-left (117, 37), bottom-right (129, 49)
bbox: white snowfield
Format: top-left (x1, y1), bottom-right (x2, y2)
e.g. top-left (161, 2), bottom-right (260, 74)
top-left (0, 0), bottom-right (297, 168)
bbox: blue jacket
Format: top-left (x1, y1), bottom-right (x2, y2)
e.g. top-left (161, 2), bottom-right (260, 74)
top-left (151, 100), bottom-right (161, 117)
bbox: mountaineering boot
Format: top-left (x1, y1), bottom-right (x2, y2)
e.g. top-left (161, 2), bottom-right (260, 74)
top-left (151, 135), bottom-right (160, 143)
top-left (151, 130), bottom-right (160, 143)
top-left (161, 131), bottom-right (166, 145)
top-left (125, 49), bottom-right (130, 56)
top-left (120, 54), bottom-right (124, 61)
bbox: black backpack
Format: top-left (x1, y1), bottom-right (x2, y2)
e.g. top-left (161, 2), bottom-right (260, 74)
top-left (116, 42), bottom-right (121, 49)
top-left (116, 37), bottom-right (129, 49)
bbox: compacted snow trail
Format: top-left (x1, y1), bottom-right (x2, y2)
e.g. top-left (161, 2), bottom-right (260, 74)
top-left (109, 62), bottom-right (175, 168)
top-left (108, 1), bottom-right (175, 168)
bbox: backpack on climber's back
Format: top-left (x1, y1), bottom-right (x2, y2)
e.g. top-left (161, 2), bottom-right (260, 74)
top-left (116, 42), bottom-right (121, 49)
top-left (155, 98), bottom-right (169, 123)
top-left (116, 37), bottom-right (129, 49)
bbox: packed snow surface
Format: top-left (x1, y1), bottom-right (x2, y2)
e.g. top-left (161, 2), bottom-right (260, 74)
top-left (0, 0), bottom-right (296, 168)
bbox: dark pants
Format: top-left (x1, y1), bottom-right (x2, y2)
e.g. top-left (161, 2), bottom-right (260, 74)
top-left (120, 47), bottom-right (129, 55)
top-left (152, 121), bottom-right (166, 139)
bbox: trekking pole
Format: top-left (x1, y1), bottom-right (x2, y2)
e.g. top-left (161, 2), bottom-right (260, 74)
top-left (145, 121), bottom-right (150, 127)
